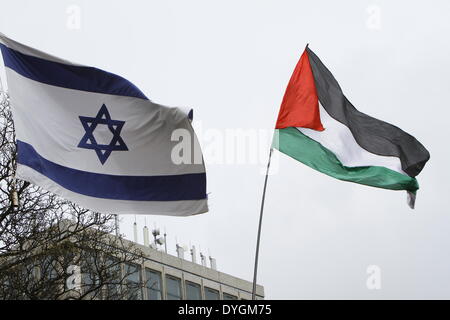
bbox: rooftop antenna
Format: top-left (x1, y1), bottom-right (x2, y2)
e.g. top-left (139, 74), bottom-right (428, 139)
top-left (176, 244), bottom-right (184, 259)
top-left (152, 226), bottom-right (160, 243)
top-left (207, 247), bottom-right (217, 270)
top-left (209, 256), bottom-right (217, 271)
top-left (199, 245), bottom-right (206, 267)
top-left (163, 226), bottom-right (167, 254)
top-left (133, 215), bottom-right (138, 243)
top-left (200, 252), bottom-right (207, 267)
top-left (151, 224), bottom-right (165, 250)
top-left (190, 245), bottom-right (197, 264)
top-left (154, 235), bottom-right (165, 247)
top-left (143, 219), bottom-right (149, 247)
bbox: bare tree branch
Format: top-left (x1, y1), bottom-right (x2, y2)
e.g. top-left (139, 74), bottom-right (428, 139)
top-left (0, 91), bottom-right (145, 300)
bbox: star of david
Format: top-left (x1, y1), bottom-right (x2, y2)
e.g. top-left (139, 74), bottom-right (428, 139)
top-left (78, 104), bottom-right (128, 165)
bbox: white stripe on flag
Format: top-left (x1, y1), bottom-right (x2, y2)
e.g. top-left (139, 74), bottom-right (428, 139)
top-left (298, 104), bottom-right (406, 175)
top-left (7, 69), bottom-right (204, 176)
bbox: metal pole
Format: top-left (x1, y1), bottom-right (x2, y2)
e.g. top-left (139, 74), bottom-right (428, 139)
top-left (252, 148), bottom-right (273, 300)
top-left (164, 231), bottom-right (167, 254)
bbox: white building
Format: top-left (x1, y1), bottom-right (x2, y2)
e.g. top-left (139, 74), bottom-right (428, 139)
top-left (116, 235), bottom-right (265, 300)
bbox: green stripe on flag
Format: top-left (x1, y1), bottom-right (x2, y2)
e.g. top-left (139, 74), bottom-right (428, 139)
top-left (273, 127), bottom-right (419, 192)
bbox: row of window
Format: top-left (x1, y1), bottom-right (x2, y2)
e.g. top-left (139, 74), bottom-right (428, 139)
top-left (122, 264), bottom-right (239, 300)
top-left (3, 255), bottom-right (256, 300)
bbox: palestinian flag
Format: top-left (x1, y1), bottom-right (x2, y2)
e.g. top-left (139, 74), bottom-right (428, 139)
top-left (273, 46), bottom-right (430, 208)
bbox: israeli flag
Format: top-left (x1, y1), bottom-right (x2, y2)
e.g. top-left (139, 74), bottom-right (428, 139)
top-left (0, 33), bottom-right (208, 216)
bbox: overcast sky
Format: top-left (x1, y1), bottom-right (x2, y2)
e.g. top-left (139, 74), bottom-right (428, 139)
top-left (1, 0), bottom-right (450, 299)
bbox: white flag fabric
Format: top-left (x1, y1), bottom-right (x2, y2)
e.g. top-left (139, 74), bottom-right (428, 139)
top-left (0, 33), bottom-right (208, 216)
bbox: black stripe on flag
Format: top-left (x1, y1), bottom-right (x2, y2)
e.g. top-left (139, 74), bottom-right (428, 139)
top-left (306, 47), bottom-right (430, 177)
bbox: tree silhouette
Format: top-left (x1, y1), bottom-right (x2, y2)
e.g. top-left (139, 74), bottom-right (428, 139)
top-left (0, 90), bottom-right (145, 300)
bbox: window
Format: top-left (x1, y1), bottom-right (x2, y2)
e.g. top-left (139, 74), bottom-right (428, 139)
top-left (185, 281), bottom-right (201, 300)
top-left (145, 269), bottom-right (162, 300)
top-left (81, 254), bottom-right (99, 296)
top-left (104, 258), bottom-right (122, 300)
top-left (165, 275), bottom-right (182, 300)
top-left (40, 256), bottom-right (58, 280)
top-left (82, 267), bottom-right (98, 292)
top-left (223, 293), bottom-right (238, 300)
top-left (204, 287), bottom-right (220, 300)
top-left (124, 263), bottom-right (142, 300)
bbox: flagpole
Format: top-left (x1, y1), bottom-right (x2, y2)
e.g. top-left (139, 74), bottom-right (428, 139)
top-left (252, 147), bottom-right (273, 300)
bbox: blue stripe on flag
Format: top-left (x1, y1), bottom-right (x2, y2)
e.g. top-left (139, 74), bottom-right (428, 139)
top-left (17, 141), bottom-right (207, 201)
top-left (0, 43), bottom-right (148, 100)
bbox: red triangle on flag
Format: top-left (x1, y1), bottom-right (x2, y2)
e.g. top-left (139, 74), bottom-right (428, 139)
top-left (275, 48), bottom-right (324, 131)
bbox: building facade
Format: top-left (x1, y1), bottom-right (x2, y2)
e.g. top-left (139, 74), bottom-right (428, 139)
top-left (114, 238), bottom-right (265, 300)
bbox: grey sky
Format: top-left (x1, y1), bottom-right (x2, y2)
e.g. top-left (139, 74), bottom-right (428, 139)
top-left (1, 0), bottom-right (449, 299)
